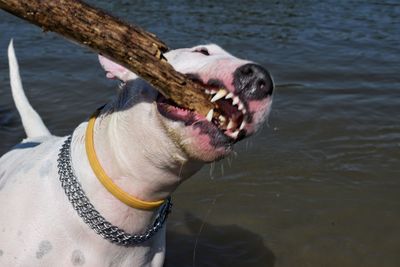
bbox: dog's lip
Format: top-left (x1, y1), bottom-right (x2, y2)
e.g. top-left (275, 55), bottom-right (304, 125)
top-left (155, 93), bottom-right (246, 144)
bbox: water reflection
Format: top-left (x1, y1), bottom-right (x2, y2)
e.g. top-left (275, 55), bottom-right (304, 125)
top-left (166, 213), bottom-right (275, 267)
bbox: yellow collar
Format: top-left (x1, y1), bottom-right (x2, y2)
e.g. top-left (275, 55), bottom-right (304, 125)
top-left (85, 109), bottom-right (165, 210)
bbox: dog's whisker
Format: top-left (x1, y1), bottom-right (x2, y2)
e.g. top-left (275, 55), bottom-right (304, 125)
top-left (209, 162), bottom-right (216, 180)
top-left (192, 179), bottom-right (219, 267)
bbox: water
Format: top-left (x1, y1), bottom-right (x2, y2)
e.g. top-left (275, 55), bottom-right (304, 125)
top-left (0, 1), bottom-right (399, 266)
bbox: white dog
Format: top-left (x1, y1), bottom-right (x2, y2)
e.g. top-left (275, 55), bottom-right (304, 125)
top-left (0, 40), bottom-right (273, 266)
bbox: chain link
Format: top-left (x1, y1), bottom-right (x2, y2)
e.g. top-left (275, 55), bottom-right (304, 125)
top-left (57, 135), bottom-right (172, 246)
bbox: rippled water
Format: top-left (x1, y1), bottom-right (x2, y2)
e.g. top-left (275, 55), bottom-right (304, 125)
top-left (1, 1), bottom-right (399, 266)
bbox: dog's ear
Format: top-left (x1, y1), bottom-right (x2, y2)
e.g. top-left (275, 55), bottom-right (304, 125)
top-left (98, 55), bottom-right (138, 82)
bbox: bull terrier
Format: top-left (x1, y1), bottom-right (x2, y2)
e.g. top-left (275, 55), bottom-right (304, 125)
top-left (0, 40), bottom-right (273, 266)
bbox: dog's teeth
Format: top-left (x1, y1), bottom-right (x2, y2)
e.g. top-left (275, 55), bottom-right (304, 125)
top-left (205, 89), bottom-right (211, 94)
top-left (210, 89), bottom-right (217, 94)
top-left (238, 102), bottom-right (244, 111)
top-left (231, 130), bottom-right (240, 139)
top-left (211, 89), bottom-right (228, 102)
top-left (225, 92), bottom-right (234, 99)
top-left (206, 109), bottom-right (214, 122)
top-left (227, 120), bottom-right (237, 130)
top-left (232, 97), bottom-right (240, 105)
top-left (240, 121), bottom-right (246, 130)
top-left (242, 109), bottom-right (247, 114)
top-left (219, 115), bottom-right (226, 122)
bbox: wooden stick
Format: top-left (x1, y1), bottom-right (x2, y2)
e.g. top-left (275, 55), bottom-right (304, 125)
top-left (0, 0), bottom-right (215, 116)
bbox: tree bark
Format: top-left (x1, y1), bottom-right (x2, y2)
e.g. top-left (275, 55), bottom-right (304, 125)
top-left (0, 0), bottom-right (215, 117)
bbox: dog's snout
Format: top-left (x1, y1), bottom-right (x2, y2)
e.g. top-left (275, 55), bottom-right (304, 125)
top-left (233, 64), bottom-right (273, 100)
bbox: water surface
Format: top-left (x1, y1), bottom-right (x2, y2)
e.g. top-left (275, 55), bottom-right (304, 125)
top-left (0, 1), bottom-right (399, 266)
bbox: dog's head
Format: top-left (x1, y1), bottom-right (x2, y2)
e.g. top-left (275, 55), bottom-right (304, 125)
top-left (99, 44), bottom-right (273, 162)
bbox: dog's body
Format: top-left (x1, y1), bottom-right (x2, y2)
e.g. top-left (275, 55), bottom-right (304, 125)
top-left (0, 41), bottom-right (273, 266)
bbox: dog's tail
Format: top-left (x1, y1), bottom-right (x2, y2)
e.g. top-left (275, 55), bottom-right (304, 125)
top-left (8, 40), bottom-right (51, 139)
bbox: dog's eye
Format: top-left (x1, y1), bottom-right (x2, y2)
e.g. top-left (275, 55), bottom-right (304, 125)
top-left (193, 47), bottom-right (210, 56)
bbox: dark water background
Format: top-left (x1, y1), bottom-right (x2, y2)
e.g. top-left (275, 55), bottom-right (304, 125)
top-left (1, 1), bottom-right (399, 266)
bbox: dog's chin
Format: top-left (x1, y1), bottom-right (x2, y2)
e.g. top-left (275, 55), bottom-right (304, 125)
top-left (168, 125), bottom-right (233, 162)
top-left (154, 97), bottom-right (234, 163)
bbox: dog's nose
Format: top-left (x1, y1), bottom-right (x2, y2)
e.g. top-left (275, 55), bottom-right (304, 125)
top-left (233, 64), bottom-right (273, 100)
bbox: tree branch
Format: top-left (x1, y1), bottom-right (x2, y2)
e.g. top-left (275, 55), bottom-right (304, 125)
top-left (0, 0), bottom-right (216, 116)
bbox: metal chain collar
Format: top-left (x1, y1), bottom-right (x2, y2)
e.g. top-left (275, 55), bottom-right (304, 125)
top-left (57, 135), bottom-right (172, 246)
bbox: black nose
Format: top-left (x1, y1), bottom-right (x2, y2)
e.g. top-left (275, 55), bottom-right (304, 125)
top-left (233, 64), bottom-right (273, 100)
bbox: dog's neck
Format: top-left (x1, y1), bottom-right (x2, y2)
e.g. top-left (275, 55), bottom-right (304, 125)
top-left (69, 104), bottom-right (202, 234)
top-left (94, 106), bottom-right (203, 200)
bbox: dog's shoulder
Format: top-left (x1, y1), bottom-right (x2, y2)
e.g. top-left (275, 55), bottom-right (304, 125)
top-left (0, 136), bottom-right (64, 185)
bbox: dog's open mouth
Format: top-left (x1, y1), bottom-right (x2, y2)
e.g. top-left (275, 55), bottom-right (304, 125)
top-left (156, 84), bottom-right (248, 143)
